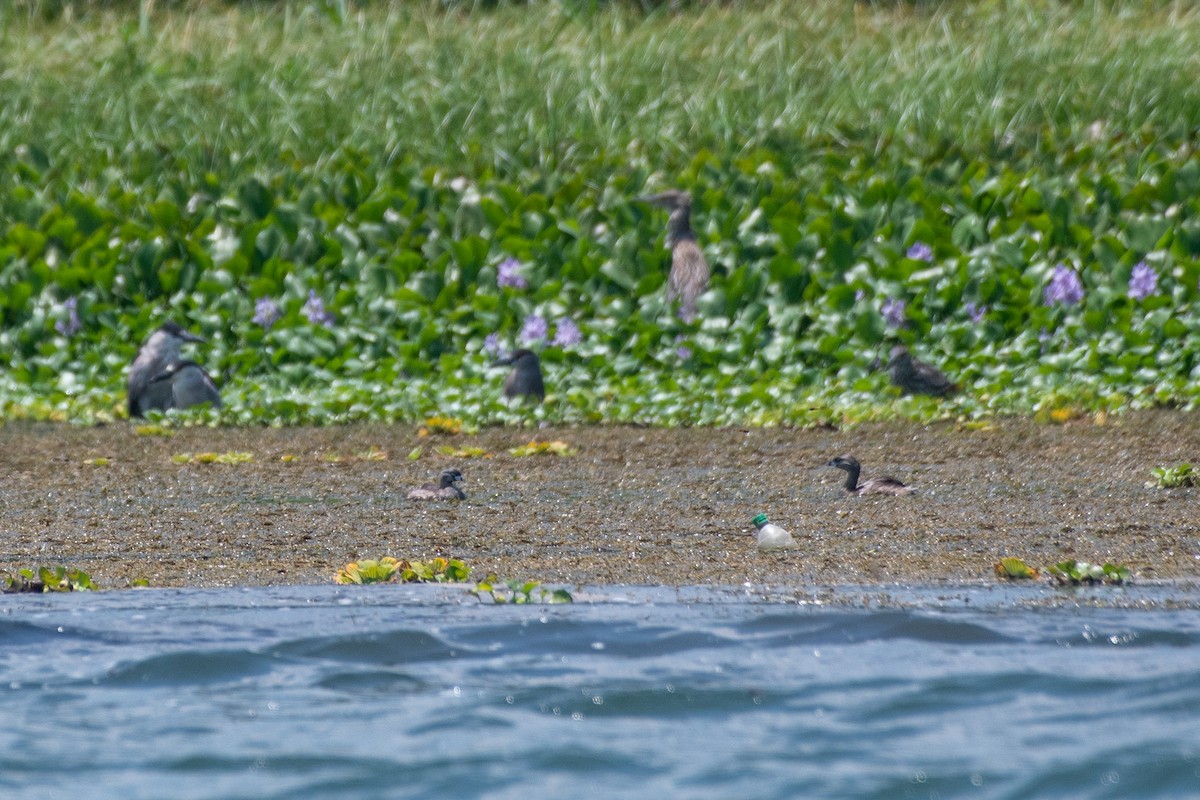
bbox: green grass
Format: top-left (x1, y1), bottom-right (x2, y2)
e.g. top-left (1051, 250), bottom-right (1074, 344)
top-left (5, 1), bottom-right (1200, 179)
top-left (1, 0), bottom-right (1200, 425)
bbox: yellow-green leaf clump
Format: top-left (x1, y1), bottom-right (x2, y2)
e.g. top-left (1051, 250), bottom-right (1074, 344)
top-left (173, 451), bottom-right (254, 465)
top-left (508, 440), bottom-right (577, 457)
top-left (419, 416), bottom-right (465, 436)
top-left (335, 557), bottom-right (470, 585)
top-left (436, 445), bottom-right (492, 458)
top-left (994, 557), bottom-right (1040, 580)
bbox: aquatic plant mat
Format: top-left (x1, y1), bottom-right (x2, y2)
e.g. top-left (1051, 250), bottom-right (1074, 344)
top-left (2, 412), bottom-right (1198, 592)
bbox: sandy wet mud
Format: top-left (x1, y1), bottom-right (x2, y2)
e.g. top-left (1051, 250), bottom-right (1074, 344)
top-left (1, 412), bottom-right (1198, 594)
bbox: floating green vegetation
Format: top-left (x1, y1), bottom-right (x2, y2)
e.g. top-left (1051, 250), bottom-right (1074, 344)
top-left (473, 577), bottom-right (574, 605)
top-left (436, 445), bottom-right (493, 459)
top-left (172, 451), bottom-right (254, 465)
top-left (4, 566), bottom-right (97, 593)
top-left (83, 457), bottom-right (110, 466)
top-left (1048, 560), bottom-right (1132, 586)
top-left (419, 416), bottom-right (466, 436)
top-left (3, 2), bottom-right (1200, 427)
top-left (994, 557), bottom-right (1040, 580)
top-left (1150, 464), bottom-right (1196, 489)
top-left (134, 424), bottom-right (174, 437)
top-left (509, 441), bottom-right (578, 457)
top-left (334, 557), bottom-right (471, 585)
top-left (319, 448), bottom-right (387, 463)
top-left (335, 557), bottom-right (400, 585)
top-left (280, 453), bottom-right (301, 463)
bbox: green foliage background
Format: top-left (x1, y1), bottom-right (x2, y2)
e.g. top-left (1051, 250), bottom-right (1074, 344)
top-left (1, 0), bottom-right (1199, 425)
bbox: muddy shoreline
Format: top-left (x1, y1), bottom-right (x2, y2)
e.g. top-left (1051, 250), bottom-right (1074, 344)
top-left (2, 412), bottom-right (1199, 594)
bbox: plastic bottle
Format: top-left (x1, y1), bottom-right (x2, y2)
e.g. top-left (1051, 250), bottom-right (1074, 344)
top-left (752, 513), bottom-right (796, 549)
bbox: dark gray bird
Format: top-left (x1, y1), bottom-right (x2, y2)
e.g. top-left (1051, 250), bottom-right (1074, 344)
top-left (493, 348), bottom-right (545, 403)
top-left (127, 322), bottom-right (211, 417)
top-left (885, 345), bottom-right (957, 397)
top-left (637, 190), bottom-right (710, 321)
top-left (149, 360), bottom-right (222, 412)
top-left (827, 455), bottom-right (914, 496)
top-left (407, 468), bottom-right (466, 500)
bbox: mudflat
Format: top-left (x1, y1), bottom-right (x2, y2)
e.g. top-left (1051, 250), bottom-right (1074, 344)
top-left (2, 412), bottom-right (1198, 592)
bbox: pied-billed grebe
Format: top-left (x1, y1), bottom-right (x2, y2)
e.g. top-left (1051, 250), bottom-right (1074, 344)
top-left (493, 348), bottom-right (545, 403)
top-left (407, 468), bottom-right (466, 500)
top-left (827, 455), bottom-right (914, 496)
top-left (149, 360), bottom-right (222, 411)
top-left (886, 345), bottom-right (957, 397)
top-left (636, 190), bottom-right (710, 321)
top-left (127, 322), bottom-right (209, 417)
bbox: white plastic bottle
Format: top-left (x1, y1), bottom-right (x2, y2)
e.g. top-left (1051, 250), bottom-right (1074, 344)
top-left (752, 513), bottom-right (796, 549)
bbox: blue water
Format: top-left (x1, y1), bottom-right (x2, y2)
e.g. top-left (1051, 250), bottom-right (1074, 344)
top-left (3, 584), bottom-right (1200, 799)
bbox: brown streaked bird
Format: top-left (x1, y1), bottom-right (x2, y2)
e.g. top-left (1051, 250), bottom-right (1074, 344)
top-left (492, 348), bottom-right (545, 403)
top-left (827, 455), bottom-right (914, 496)
top-left (637, 190), bottom-right (710, 321)
top-left (885, 345), bottom-right (957, 397)
top-left (407, 469), bottom-right (466, 500)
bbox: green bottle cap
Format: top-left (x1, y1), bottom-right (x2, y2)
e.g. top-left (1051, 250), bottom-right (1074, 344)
top-left (752, 513), bottom-right (768, 527)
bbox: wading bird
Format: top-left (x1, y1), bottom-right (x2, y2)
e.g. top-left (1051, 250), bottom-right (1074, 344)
top-left (637, 190), bottom-right (710, 321)
top-left (826, 455), bottom-right (914, 496)
top-left (127, 322), bottom-right (215, 417)
top-left (407, 469), bottom-right (466, 500)
top-left (885, 345), bottom-right (957, 397)
top-left (150, 360), bottom-right (222, 412)
top-left (493, 348), bottom-right (545, 403)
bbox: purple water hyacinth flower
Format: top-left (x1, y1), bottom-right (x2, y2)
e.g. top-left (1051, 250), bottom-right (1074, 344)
top-left (676, 345), bottom-right (693, 361)
top-left (55, 297), bottom-right (81, 337)
top-left (964, 302), bottom-right (987, 323)
top-left (907, 241), bottom-right (934, 262)
top-left (496, 257), bottom-right (528, 290)
top-left (1043, 264), bottom-right (1084, 307)
top-left (484, 332), bottom-right (504, 358)
top-left (881, 297), bottom-right (906, 328)
top-left (1128, 261), bottom-right (1158, 301)
top-left (521, 314), bottom-right (548, 344)
top-left (253, 297), bottom-right (282, 329)
top-left (552, 317), bottom-right (582, 347)
top-left (855, 289), bottom-right (866, 303)
top-left (303, 290), bottom-right (335, 327)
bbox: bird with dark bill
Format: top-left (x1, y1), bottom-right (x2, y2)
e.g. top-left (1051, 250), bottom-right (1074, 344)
top-left (492, 348), bottom-right (545, 403)
top-left (636, 190), bottom-right (710, 321)
top-left (127, 321), bottom-right (214, 417)
top-left (827, 455), bottom-right (914, 496)
top-left (885, 345), bottom-right (957, 397)
top-left (407, 469), bottom-right (466, 500)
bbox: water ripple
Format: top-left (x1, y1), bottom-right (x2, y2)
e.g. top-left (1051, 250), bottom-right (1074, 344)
top-left (2, 585), bottom-right (1200, 799)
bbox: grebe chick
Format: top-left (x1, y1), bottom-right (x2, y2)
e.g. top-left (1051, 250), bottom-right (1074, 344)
top-left (827, 456), bottom-right (913, 496)
top-left (407, 469), bottom-right (466, 500)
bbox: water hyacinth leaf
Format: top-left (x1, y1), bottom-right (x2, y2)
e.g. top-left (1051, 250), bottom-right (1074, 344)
top-left (994, 557), bottom-right (1039, 580)
top-left (239, 178), bottom-right (275, 220)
